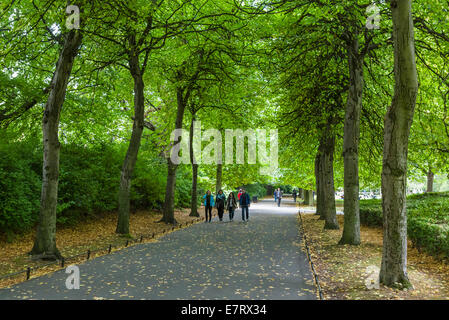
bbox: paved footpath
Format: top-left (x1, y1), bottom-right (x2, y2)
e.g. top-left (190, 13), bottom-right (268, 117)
top-left (0, 199), bottom-right (316, 300)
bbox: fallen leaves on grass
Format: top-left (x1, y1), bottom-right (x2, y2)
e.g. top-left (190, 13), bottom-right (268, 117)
top-left (0, 208), bottom-right (205, 289)
top-left (300, 213), bottom-right (449, 300)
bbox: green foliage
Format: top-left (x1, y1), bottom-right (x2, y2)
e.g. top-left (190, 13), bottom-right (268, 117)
top-left (174, 165), bottom-right (194, 209)
top-left (131, 149), bottom-right (167, 210)
top-left (360, 192), bottom-right (449, 258)
top-left (272, 184), bottom-right (293, 193)
top-left (241, 182), bottom-right (267, 199)
top-left (0, 137), bottom-right (197, 237)
top-left (57, 143), bottom-right (122, 224)
top-left (0, 140), bottom-right (41, 238)
top-left (359, 199), bottom-right (384, 227)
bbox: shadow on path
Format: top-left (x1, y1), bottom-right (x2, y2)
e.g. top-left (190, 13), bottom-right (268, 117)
top-left (0, 199), bottom-right (317, 300)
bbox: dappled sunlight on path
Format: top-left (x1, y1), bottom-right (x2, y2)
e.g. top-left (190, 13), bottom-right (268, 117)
top-left (0, 198), bottom-right (317, 300)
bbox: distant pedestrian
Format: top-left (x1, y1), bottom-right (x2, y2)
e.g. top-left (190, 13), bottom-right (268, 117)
top-left (227, 192), bottom-right (237, 221)
top-left (274, 189), bottom-right (277, 202)
top-left (202, 190), bottom-right (214, 222)
top-left (292, 189), bottom-right (297, 203)
top-left (276, 188), bottom-right (283, 207)
top-left (216, 189), bottom-right (226, 221)
top-left (239, 189), bottom-right (251, 221)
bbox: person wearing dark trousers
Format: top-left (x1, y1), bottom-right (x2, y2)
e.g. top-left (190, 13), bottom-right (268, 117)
top-left (239, 189), bottom-right (251, 221)
top-left (202, 190), bottom-right (214, 222)
top-left (276, 188), bottom-right (283, 207)
top-left (227, 192), bottom-right (237, 221)
top-left (216, 190), bottom-right (226, 222)
top-left (292, 189), bottom-right (297, 203)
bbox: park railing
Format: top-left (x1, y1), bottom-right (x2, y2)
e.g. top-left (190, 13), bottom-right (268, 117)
top-left (0, 212), bottom-right (217, 284)
top-left (298, 211), bottom-right (324, 300)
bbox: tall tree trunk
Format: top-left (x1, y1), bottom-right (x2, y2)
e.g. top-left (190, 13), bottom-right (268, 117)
top-left (116, 34), bottom-right (145, 235)
top-left (379, 0), bottom-right (418, 289)
top-left (161, 88), bottom-right (186, 224)
top-left (322, 133), bottom-right (339, 230)
top-left (31, 30), bottom-right (82, 260)
top-left (315, 151), bottom-right (324, 218)
top-left (189, 115), bottom-right (199, 217)
top-left (340, 35), bottom-right (363, 245)
top-left (304, 190), bottom-right (314, 206)
top-left (162, 159), bottom-right (178, 224)
top-left (426, 168), bottom-right (434, 192)
top-left (216, 163), bottom-right (223, 194)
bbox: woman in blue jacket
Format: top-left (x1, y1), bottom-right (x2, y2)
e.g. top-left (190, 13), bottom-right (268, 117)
top-left (202, 190), bottom-right (214, 222)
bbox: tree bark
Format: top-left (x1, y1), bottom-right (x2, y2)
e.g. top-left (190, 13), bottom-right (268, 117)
top-left (315, 151), bottom-right (324, 217)
top-left (161, 87), bottom-right (186, 224)
top-left (379, 0), bottom-right (418, 289)
top-left (216, 163), bottom-right (223, 194)
top-left (189, 116), bottom-right (199, 217)
top-left (305, 190), bottom-right (314, 206)
top-left (322, 132), bottom-right (339, 230)
top-left (116, 34), bottom-right (146, 235)
top-left (162, 158), bottom-right (178, 224)
top-left (426, 168), bottom-right (434, 192)
top-left (340, 35), bottom-right (363, 245)
top-left (31, 29), bottom-right (82, 260)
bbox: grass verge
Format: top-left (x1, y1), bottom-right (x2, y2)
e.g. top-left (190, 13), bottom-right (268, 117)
top-left (300, 212), bottom-right (449, 300)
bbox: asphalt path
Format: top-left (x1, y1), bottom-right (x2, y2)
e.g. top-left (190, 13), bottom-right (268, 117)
top-left (0, 198), bottom-right (317, 300)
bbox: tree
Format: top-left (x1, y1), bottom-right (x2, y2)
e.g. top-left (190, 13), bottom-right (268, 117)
top-left (31, 6), bottom-right (83, 259)
top-left (379, 0), bottom-right (419, 288)
top-left (160, 47), bottom-right (209, 224)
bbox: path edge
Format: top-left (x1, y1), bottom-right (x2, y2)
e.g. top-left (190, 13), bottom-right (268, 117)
top-left (298, 211), bottom-right (324, 300)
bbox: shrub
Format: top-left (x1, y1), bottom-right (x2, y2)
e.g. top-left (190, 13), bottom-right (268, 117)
top-left (0, 140), bottom-right (41, 239)
top-left (0, 139), bottom-right (197, 238)
top-left (131, 150), bottom-right (167, 210)
top-left (241, 182), bottom-right (267, 199)
top-left (359, 199), bottom-right (383, 227)
top-left (360, 192), bottom-right (449, 258)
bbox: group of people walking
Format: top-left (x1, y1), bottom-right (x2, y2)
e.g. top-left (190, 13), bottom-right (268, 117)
top-left (202, 189), bottom-right (251, 222)
top-left (273, 188), bottom-right (298, 206)
top-left (274, 188), bottom-right (283, 207)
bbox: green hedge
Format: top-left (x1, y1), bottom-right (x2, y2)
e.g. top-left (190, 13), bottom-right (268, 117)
top-left (0, 140), bottom-right (195, 239)
top-left (241, 182), bottom-right (267, 199)
top-left (359, 199), bottom-right (383, 227)
top-left (360, 192), bottom-right (449, 258)
top-left (0, 140), bottom-right (41, 239)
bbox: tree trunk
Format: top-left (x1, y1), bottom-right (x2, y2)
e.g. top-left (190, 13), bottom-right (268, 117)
top-left (322, 133), bottom-right (339, 230)
top-left (315, 151), bottom-right (324, 217)
top-left (340, 35), bottom-right (363, 245)
top-left (161, 87), bottom-right (186, 224)
top-left (31, 30), bottom-right (82, 260)
top-left (162, 158), bottom-right (178, 224)
top-left (379, 0), bottom-right (418, 289)
top-left (426, 168), bottom-right (434, 193)
top-left (116, 34), bottom-right (146, 235)
top-left (216, 163), bottom-right (223, 194)
top-left (304, 190), bottom-right (314, 206)
top-left (189, 115), bottom-right (199, 217)
top-left (190, 163), bottom-right (199, 217)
